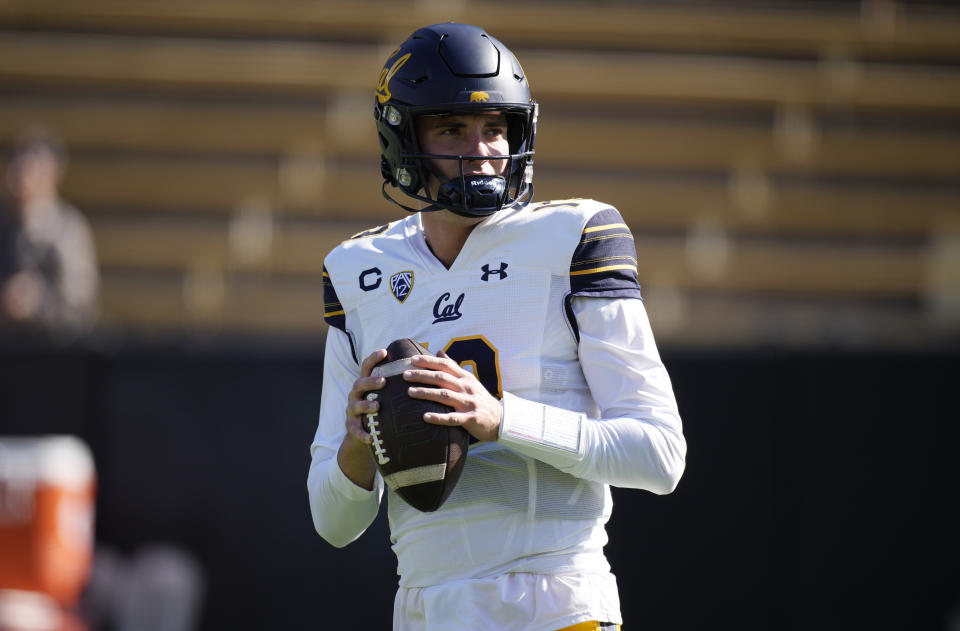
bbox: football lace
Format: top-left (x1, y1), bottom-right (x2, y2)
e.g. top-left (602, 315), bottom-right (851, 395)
top-left (365, 392), bottom-right (390, 465)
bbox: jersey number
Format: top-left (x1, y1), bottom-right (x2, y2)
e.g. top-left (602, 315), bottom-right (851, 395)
top-left (442, 335), bottom-right (502, 398)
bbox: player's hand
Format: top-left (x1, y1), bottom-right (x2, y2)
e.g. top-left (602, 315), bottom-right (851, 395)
top-left (344, 349), bottom-right (388, 445)
top-left (337, 349), bottom-right (387, 490)
top-left (404, 350), bottom-right (503, 442)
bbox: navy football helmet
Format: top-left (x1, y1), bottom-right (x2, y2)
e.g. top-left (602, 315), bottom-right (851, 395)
top-left (374, 23), bottom-right (537, 218)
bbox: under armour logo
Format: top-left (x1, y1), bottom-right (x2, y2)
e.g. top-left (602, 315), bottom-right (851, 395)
top-left (481, 262), bottom-right (508, 281)
top-left (433, 292), bottom-right (464, 323)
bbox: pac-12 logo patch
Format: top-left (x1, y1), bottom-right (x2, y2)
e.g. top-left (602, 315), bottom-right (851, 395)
top-left (390, 271), bottom-right (414, 303)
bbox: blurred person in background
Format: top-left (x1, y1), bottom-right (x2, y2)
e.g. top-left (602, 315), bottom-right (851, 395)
top-left (0, 127), bottom-right (99, 336)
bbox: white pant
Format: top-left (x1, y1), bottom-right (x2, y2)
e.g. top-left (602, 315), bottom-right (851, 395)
top-left (393, 572), bottom-right (622, 631)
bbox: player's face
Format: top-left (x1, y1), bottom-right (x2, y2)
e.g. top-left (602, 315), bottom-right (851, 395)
top-left (417, 112), bottom-right (510, 191)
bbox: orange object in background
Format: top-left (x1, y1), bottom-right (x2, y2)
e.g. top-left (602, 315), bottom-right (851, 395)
top-left (0, 590), bottom-right (88, 631)
top-left (0, 436), bottom-right (95, 607)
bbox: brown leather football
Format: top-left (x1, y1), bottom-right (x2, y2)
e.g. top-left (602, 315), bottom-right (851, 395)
top-left (364, 338), bottom-right (469, 512)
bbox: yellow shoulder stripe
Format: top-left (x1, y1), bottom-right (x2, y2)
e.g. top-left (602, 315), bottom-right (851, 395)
top-left (583, 222), bottom-right (628, 234)
top-left (556, 621), bottom-right (621, 631)
top-left (324, 309), bottom-right (345, 318)
top-left (573, 254), bottom-right (637, 267)
top-left (569, 264), bottom-right (638, 276)
top-left (581, 232), bottom-right (633, 245)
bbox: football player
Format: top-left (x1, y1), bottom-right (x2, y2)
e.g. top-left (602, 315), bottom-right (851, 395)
top-left (308, 23), bottom-right (686, 631)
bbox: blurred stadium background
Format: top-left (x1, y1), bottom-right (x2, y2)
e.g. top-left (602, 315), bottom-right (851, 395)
top-left (0, 1), bottom-right (958, 629)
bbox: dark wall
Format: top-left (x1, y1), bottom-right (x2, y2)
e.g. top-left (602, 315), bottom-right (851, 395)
top-left (1, 339), bottom-right (957, 630)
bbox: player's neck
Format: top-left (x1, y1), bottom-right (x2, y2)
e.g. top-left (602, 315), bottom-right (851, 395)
top-left (420, 211), bottom-right (481, 269)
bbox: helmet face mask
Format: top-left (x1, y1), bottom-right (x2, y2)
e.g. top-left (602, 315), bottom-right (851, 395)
top-left (375, 23), bottom-right (537, 218)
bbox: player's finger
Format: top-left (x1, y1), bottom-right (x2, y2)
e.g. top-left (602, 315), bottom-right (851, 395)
top-left (421, 411), bottom-right (468, 427)
top-left (410, 353), bottom-right (464, 375)
top-left (415, 353), bottom-right (484, 388)
top-left (402, 368), bottom-right (460, 390)
top-left (350, 374), bottom-right (386, 398)
top-left (345, 416), bottom-right (373, 444)
top-left (434, 350), bottom-right (473, 377)
top-left (346, 394), bottom-right (379, 418)
top-left (407, 386), bottom-right (466, 408)
top-left (360, 348), bottom-right (388, 377)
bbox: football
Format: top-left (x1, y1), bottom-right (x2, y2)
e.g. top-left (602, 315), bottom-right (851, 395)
top-left (364, 338), bottom-right (470, 512)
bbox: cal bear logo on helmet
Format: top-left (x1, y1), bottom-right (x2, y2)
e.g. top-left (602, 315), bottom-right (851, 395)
top-left (469, 91), bottom-right (490, 102)
top-left (376, 53), bottom-right (411, 104)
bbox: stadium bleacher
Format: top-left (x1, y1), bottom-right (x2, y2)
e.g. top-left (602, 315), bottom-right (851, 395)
top-left (1, 0), bottom-right (958, 346)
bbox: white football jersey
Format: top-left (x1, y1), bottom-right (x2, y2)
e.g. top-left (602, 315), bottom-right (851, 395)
top-left (313, 198), bottom-right (681, 594)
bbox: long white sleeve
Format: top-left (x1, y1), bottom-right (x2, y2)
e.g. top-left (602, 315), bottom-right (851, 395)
top-left (498, 296), bottom-right (686, 494)
top-left (307, 328), bottom-right (384, 547)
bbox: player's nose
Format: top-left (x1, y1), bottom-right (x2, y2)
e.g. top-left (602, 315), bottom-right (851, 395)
top-left (465, 127), bottom-right (493, 159)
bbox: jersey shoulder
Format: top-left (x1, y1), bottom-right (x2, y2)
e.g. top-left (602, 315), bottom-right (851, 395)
top-left (328, 219), bottom-right (407, 258)
top-left (522, 199), bottom-right (643, 300)
top-left (323, 217), bottom-right (413, 281)
top-left (322, 219), bottom-right (410, 332)
top-left (522, 198), bottom-right (617, 224)
top-left (505, 198), bottom-right (626, 246)
top-left (508, 198), bottom-right (641, 298)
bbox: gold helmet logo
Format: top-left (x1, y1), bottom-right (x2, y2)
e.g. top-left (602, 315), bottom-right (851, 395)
top-left (469, 91), bottom-right (490, 103)
top-left (376, 53), bottom-right (411, 104)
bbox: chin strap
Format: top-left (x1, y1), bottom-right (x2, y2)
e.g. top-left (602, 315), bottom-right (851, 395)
top-left (381, 181), bottom-right (438, 214)
top-left (380, 179), bottom-right (534, 218)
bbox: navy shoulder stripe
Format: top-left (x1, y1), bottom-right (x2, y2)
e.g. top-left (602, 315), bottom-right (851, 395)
top-left (569, 207), bottom-right (642, 299)
top-left (322, 265), bottom-right (346, 332)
